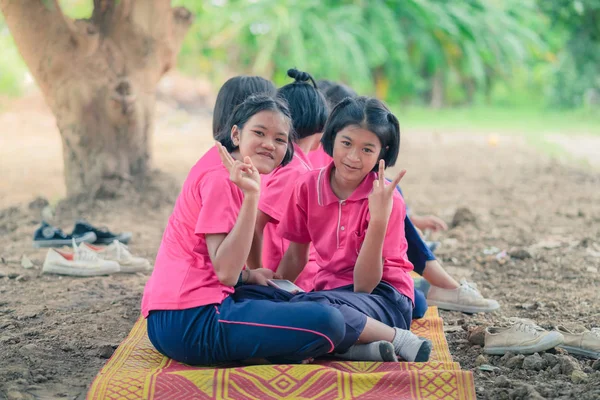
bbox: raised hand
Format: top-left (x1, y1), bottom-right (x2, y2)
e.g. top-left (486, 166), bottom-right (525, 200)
top-left (217, 142), bottom-right (260, 195)
top-left (368, 159), bottom-right (407, 223)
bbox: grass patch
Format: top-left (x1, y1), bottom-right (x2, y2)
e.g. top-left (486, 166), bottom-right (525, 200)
top-left (394, 106), bottom-right (600, 136)
top-left (391, 106), bottom-right (600, 160)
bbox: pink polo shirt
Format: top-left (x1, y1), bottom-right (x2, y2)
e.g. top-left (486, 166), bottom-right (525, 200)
top-left (277, 162), bottom-right (415, 302)
top-left (141, 150), bottom-right (242, 317)
top-left (259, 144), bottom-right (312, 270)
top-left (308, 144), bottom-right (333, 169)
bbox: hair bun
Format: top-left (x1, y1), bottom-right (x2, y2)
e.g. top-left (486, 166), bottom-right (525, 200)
top-left (287, 68), bottom-right (317, 88)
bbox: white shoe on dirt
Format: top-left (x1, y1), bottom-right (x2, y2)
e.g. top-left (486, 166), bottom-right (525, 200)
top-left (42, 240), bottom-right (120, 277)
top-left (426, 280), bottom-right (500, 313)
top-left (556, 326), bottom-right (600, 359)
top-left (484, 322), bottom-right (564, 355)
top-left (80, 241), bottom-right (151, 273)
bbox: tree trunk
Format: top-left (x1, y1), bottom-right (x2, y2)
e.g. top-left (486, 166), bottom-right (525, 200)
top-left (0, 0), bottom-right (193, 198)
top-left (429, 71), bottom-right (445, 109)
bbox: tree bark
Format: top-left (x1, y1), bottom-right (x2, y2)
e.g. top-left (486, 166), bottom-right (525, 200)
top-left (429, 71), bottom-right (445, 109)
top-left (0, 0), bottom-right (193, 198)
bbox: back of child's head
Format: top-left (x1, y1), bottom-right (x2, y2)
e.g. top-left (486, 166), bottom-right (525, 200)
top-left (317, 79), bottom-right (335, 93)
top-left (321, 96), bottom-right (400, 171)
top-left (216, 93), bottom-right (296, 166)
top-left (323, 83), bottom-right (358, 109)
top-left (277, 69), bottom-right (328, 140)
top-left (212, 76), bottom-right (277, 138)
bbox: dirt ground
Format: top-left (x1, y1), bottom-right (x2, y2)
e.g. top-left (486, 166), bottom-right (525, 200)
top-left (1, 87), bottom-right (599, 400)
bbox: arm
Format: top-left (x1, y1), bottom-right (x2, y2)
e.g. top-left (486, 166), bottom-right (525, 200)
top-left (246, 210), bottom-right (271, 270)
top-left (206, 193), bottom-right (259, 286)
top-left (354, 160), bottom-right (406, 293)
top-left (353, 220), bottom-right (387, 293)
top-left (277, 241), bottom-right (310, 282)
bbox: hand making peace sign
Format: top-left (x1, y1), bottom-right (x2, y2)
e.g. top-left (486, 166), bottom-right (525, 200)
top-left (368, 159), bottom-right (407, 223)
top-left (217, 142), bottom-right (261, 195)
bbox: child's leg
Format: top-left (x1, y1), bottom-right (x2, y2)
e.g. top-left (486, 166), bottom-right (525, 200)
top-left (422, 259), bottom-right (459, 289)
top-left (147, 298), bottom-right (346, 365)
top-left (291, 283), bottom-right (432, 361)
top-left (412, 288), bottom-right (428, 319)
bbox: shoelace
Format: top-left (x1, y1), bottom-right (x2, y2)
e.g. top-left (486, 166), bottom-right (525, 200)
top-left (79, 221), bottom-right (111, 234)
top-left (459, 279), bottom-right (483, 298)
top-left (513, 322), bottom-right (543, 336)
top-left (72, 239), bottom-right (99, 262)
top-left (113, 240), bottom-right (132, 260)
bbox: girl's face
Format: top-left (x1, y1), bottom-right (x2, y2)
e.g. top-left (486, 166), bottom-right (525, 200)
top-left (332, 125), bottom-right (382, 184)
top-left (231, 110), bottom-right (290, 174)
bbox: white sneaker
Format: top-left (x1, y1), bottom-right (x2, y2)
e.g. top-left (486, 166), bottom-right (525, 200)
top-left (80, 241), bottom-right (150, 273)
top-left (42, 240), bottom-right (120, 276)
top-left (426, 280), bottom-right (500, 313)
top-left (484, 322), bottom-right (564, 355)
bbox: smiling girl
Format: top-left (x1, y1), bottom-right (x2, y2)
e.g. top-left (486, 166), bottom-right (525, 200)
top-left (141, 94), bottom-right (349, 365)
top-left (279, 96), bottom-right (432, 361)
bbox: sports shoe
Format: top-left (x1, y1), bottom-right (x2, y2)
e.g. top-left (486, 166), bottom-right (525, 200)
top-left (484, 322), bottom-right (564, 355)
top-left (426, 280), bottom-right (500, 313)
top-left (33, 221), bottom-right (96, 248)
top-left (80, 241), bottom-right (151, 273)
top-left (42, 240), bottom-right (120, 276)
top-left (71, 220), bottom-right (132, 245)
top-left (556, 326), bottom-right (600, 359)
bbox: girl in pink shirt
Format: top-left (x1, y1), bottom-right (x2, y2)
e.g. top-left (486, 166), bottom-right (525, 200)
top-left (142, 94), bottom-right (351, 365)
top-left (251, 69), bottom-right (327, 290)
top-left (279, 96), bottom-right (432, 362)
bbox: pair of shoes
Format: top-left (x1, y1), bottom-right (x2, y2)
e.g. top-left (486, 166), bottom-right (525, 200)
top-left (81, 241), bottom-right (150, 273)
top-left (426, 279), bottom-right (500, 313)
top-left (72, 220), bottom-right (132, 245)
top-left (556, 326), bottom-right (600, 359)
top-left (33, 221), bottom-right (97, 248)
top-left (43, 240), bottom-right (150, 276)
top-left (33, 221), bottom-right (132, 248)
top-left (484, 322), bottom-right (564, 355)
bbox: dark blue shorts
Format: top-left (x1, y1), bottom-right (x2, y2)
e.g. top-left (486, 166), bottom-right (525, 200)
top-left (147, 285), bottom-right (346, 366)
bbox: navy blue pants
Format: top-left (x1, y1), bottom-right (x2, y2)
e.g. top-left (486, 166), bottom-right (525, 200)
top-left (147, 286), bottom-right (345, 366)
top-left (290, 281), bottom-right (413, 352)
top-left (394, 184), bottom-right (434, 319)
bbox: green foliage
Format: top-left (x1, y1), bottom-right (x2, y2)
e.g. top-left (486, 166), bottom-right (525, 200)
top-left (174, 0), bottom-right (548, 106)
top-left (0, 14), bottom-right (27, 96)
top-left (539, 0), bottom-right (600, 108)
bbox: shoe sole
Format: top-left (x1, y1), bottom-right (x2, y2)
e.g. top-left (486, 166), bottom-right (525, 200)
top-left (42, 264), bottom-right (120, 277)
top-left (378, 341), bottom-right (398, 362)
top-left (415, 338), bottom-right (432, 362)
top-left (426, 299), bottom-right (500, 314)
top-left (484, 333), bottom-right (564, 355)
top-left (94, 233), bottom-right (132, 245)
top-left (118, 264), bottom-right (151, 273)
top-left (33, 232), bottom-right (97, 248)
top-left (558, 345), bottom-right (600, 359)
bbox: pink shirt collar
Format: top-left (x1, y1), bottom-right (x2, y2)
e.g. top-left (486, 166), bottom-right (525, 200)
top-left (317, 161), bottom-right (377, 206)
top-left (293, 143), bottom-right (312, 172)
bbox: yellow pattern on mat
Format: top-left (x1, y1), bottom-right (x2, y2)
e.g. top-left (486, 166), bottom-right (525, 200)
top-left (87, 307), bottom-right (475, 400)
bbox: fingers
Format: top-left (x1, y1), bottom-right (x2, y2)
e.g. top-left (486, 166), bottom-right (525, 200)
top-left (216, 142), bottom-right (234, 170)
top-left (378, 159), bottom-right (385, 187)
top-left (244, 156), bottom-right (258, 174)
top-left (389, 169), bottom-right (407, 189)
top-left (273, 272), bottom-right (282, 279)
top-left (432, 216), bottom-right (448, 231)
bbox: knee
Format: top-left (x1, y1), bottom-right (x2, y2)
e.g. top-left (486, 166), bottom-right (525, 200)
top-left (412, 289), bottom-right (428, 319)
top-left (309, 304), bottom-right (346, 350)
